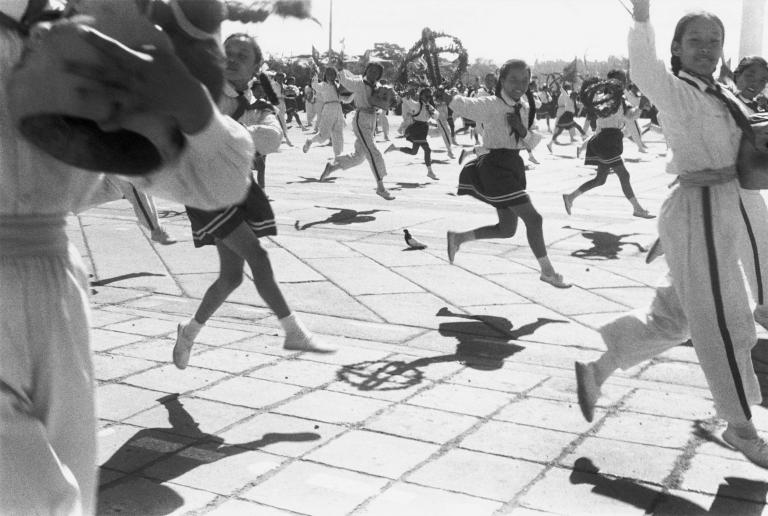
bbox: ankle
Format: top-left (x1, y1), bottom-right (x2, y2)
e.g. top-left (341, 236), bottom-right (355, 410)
top-left (183, 318), bottom-right (204, 340)
top-left (729, 421), bottom-right (759, 439)
top-left (592, 354), bottom-right (617, 386)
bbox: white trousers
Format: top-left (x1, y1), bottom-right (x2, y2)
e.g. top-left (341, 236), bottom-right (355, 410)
top-left (335, 110), bottom-right (387, 182)
top-left (0, 215), bottom-right (96, 515)
top-left (311, 104), bottom-right (345, 157)
top-left (600, 181), bottom-right (765, 424)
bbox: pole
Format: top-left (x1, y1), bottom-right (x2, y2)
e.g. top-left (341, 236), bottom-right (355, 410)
top-left (740, 0), bottom-right (766, 59)
top-left (328, 0), bottom-right (333, 55)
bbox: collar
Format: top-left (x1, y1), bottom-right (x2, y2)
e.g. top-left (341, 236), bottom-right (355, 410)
top-left (500, 90), bottom-right (522, 107)
top-left (678, 70), bottom-right (714, 91)
top-left (223, 81), bottom-right (254, 101)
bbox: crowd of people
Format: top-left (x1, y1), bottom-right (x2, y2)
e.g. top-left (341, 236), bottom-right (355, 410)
top-left (5, 0), bottom-right (768, 513)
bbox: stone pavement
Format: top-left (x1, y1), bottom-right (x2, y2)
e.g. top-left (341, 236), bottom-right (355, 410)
top-left (79, 118), bottom-right (768, 515)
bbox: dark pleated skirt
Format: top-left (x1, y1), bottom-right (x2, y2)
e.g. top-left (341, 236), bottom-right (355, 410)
top-left (584, 128), bottom-right (624, 167)
top-left (186, 178), bottom-right (276, 247)
top-left (457, 149), bottom-right (529, 208)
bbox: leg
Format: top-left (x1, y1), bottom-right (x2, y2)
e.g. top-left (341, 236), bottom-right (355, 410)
top-left (612, 163), bottom-right (650, 216)
top-left (174, 242), bottom-right (244, 369)
top-left (447, 207), bottom-right (519, 263)
top-left (564, 165), bottom-right (610, 213)
top-left (423, 143), bottom-right (437, 179)
top-left (221, 223), bottom-right (334, 352)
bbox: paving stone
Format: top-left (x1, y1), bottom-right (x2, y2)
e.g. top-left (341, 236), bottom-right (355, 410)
top-left (97, 384), bottom-right (165, 421)
top-left (451, 252), bottom-right (534, 276)
top-left (357, 292), bottom-right (462, 328)
top-left (448, 365), bottom-right (548, 393)
top-left (396, 264), bottom-right (523, 306)
top-left (639, 361), bottom-right (709, 389)
top-left (91, 328), bottom-right (145, 351)
top-left (406, 383), bottom-right (512, 417)
top-left (591, 286), bottom-right (657, 310)
top-left (123, 365), bottom-right (228, 394)
top-left (680, 452), bottom-right (768, 501)
top-left (99, 425), bottom-right (194, 473)
top-left (109, 338), bottom-right (178, 362)
top-left (652, 487), bottom-right (768, 515)
top-left (292, 311), bottom-right (423, 343)
top-left (305, 429), bottom-right (439, 479)
top-left (242, 461), bottom-right (388, 515)
top-left (494, 398), bottom-right (597, 435)
top-left (90, 310), bottom-right (136, 329)
top-left (249, 358), bottom-right (341, 387)
top-left (526, 375), bottom-right (631, 413)
top-left (123, 397), bottom-right (253, 438)
top-left (142, 444), bottom-right (285, 495)
top-left (562, 437), bottom-right (681, 484)
top-left (347, 241), bottom-right (444, 267)
top-left (205, 499), bottom-right (298, 516)
top-left (103, 317), bottom-right (180, 337)
top-left (92, 354), bottom-right (157, 381)
top-left (190, 326), bottom-right (257, 346)
top-left (356, 481), bottom-right (502, 516)
top-left (407, 448), bottom-right (545, 501)
top-left (265, 248), bottom-right (326, 283)
top-left (90, 286), bottom-right (154, 306)
top-left (218, 412), bottom-right (345, 458)
top-left (594, 412), bottom-right (695, 449)
top-left (279, 281), bottom-right (384, 320)
top-left (273, 390), bottom-right (390, 424)
top-left (518, 464), bottom-right (658, 515)
top-left (193, 347), bottom-right (278, 373)
top-left (196, 377), bottom-right (303, 409)
top-left (272, 234), bottom-right (359, 259)
top-left (297, 344), bottom-right (393, 367)
top-left (621, 388), bottom-right (716, 421)
top-left (306, 256), bottom-right (424, 295)
top-left (364, 404), bottom-right (478, 444)
top-left (97, 476), bottom-right (217, 515)
top-left (460, 420), bottom-right (577, 463)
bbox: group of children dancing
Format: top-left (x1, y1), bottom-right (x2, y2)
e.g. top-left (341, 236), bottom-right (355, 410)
top-left (7, 0), bottom-right (768, 513)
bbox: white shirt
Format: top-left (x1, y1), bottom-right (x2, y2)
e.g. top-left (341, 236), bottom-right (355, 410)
top-left (339, 70), bottom-right (374, 110)
top-left (450, 92), bottom-right (534, 150)
top-left (220, 82), bottom-right (282, 156)
top-left (1, 27), bottom-right (254, 214)
top-left (628, 21), bottom-right (742, 176)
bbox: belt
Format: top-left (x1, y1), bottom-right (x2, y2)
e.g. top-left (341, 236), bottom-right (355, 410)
top-left (356, 107), bottom-right (376, 114)
top-left (0, 214), bottom-right (68, 257)
top-left (676, 165), bottom-right (737, 188)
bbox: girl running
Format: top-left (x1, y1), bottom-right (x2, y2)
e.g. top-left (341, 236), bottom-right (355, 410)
top-left (446, 60), bottom-right (570, 288)
top-left (302, 67), bottom-right (350, 158)
top-left (576, 0), bottom-right (768, 469)
top-left (385, 87), bottom-right (440, 180)
top-left (175, 34), bottom-right (335, 370)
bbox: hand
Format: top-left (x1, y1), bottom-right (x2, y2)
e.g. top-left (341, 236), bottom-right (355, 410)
top-left (65, 25), bottom-right (213, 134)
top-left (631, 0), bottom-right (650, 22)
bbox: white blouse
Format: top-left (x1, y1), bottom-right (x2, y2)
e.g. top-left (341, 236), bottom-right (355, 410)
top-left (450, 93), bottom-right (534, 150)
top-left (628, 21), bottom-right (742, 176)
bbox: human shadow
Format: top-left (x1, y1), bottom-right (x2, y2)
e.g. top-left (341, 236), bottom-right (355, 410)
top-left (392, 182), bottom-right (430, 190)
top-left (158, 209), bottom-right (186, 219)
top-left (335, 307), bottom-right (567, 391)
top-left (570, 457), bottom-right (768, 515)
top-left (286, 176), bottom-right (338, 184)
top-left (294, 206), bottom-right (387, 231)
top-left (99, 395), bottom-right (319, 514)
top-left (564, 225), bottom-right (647, 260)
top-left (91, 272), bottom-right (165, 287)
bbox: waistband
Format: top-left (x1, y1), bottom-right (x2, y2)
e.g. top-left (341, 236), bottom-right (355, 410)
top-left (356, 107), bottom-right (376, 114)
top-left (676, 165), bottom-right (737, 188)
top-left (487, 148), bottom-right (521, 155)
top-left (0, 214), bottom-right (69, 257)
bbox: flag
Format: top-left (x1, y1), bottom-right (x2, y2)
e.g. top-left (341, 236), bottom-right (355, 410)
top-left (562, 57), bottom-right (578, 84)
top-left (718, 57), bottom-right (735, 90)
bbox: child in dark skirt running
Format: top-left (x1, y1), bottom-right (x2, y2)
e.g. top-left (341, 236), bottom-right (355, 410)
top-left (446, 60), bottom-right (571, 288)
top-left (174, 34), bottom-right (335, 369)
top-left (385, 87), bottom-right (440, 180)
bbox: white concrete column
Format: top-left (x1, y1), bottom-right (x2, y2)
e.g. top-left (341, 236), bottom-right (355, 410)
top-left (740, 0), bottom-right (767, 58)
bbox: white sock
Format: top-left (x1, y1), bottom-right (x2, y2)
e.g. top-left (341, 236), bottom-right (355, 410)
top-left (279, 312), bottom-right (308, 337)
top-left (537, 256), bottom-right (555, 276)
top-left (183, 318), bottom-right (203, 340)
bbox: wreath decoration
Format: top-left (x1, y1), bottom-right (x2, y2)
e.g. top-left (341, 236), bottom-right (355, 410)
top-left (581, 79), bottom-right (625, 118)
top-left (396, 27), bottom-right (468, 87)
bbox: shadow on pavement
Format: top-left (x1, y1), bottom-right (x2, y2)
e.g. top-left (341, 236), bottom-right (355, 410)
top-left (99, 395), bottom-right (319, 514)
top-left (570, 457), bottom-right (768, 515)
top-left (751, 339), bottom-right (768, 408)
top-left (91, 272), bottom-right (165, 287)
top-left (335, 307), bottom-right (567, 391)
top-left (286, 176), bottom-right (338, 184)
top-left (564, 225), bottom-right (648, 260)
top-left (294, 206), bottom-right (387, 231)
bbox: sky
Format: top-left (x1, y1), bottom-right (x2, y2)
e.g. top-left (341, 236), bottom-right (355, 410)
top-left (223, 0), bottom-right (755, 67)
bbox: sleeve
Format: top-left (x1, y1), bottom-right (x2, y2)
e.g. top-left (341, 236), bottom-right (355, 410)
top-left (125, 110), bottom-right (253, 210)
top-left (628, 21), bottom-right (681, 113)
top-left (246, 110), bottom-right (283, 155)
top-left (449, 95), bottom-right (496, 122)
top-left (339, 69), bottom-right (362, 90)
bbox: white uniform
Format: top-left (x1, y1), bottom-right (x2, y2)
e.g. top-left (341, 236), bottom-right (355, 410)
top-left (600, 20), bottom-right (768, 425)
top-left (334, 70), bottom-right (388, 182)
top-left (304, 84), bottom-right (317, 127)
top-left (309, 78), bottom-right (349, 156)
top-left (0, 16), bottom-right (253, 515)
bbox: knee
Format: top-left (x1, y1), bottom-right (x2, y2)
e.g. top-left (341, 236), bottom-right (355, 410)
top-left (523, 211), bottom-right (543, 229)
top-left (217, 270), bottom-right (244, 291)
